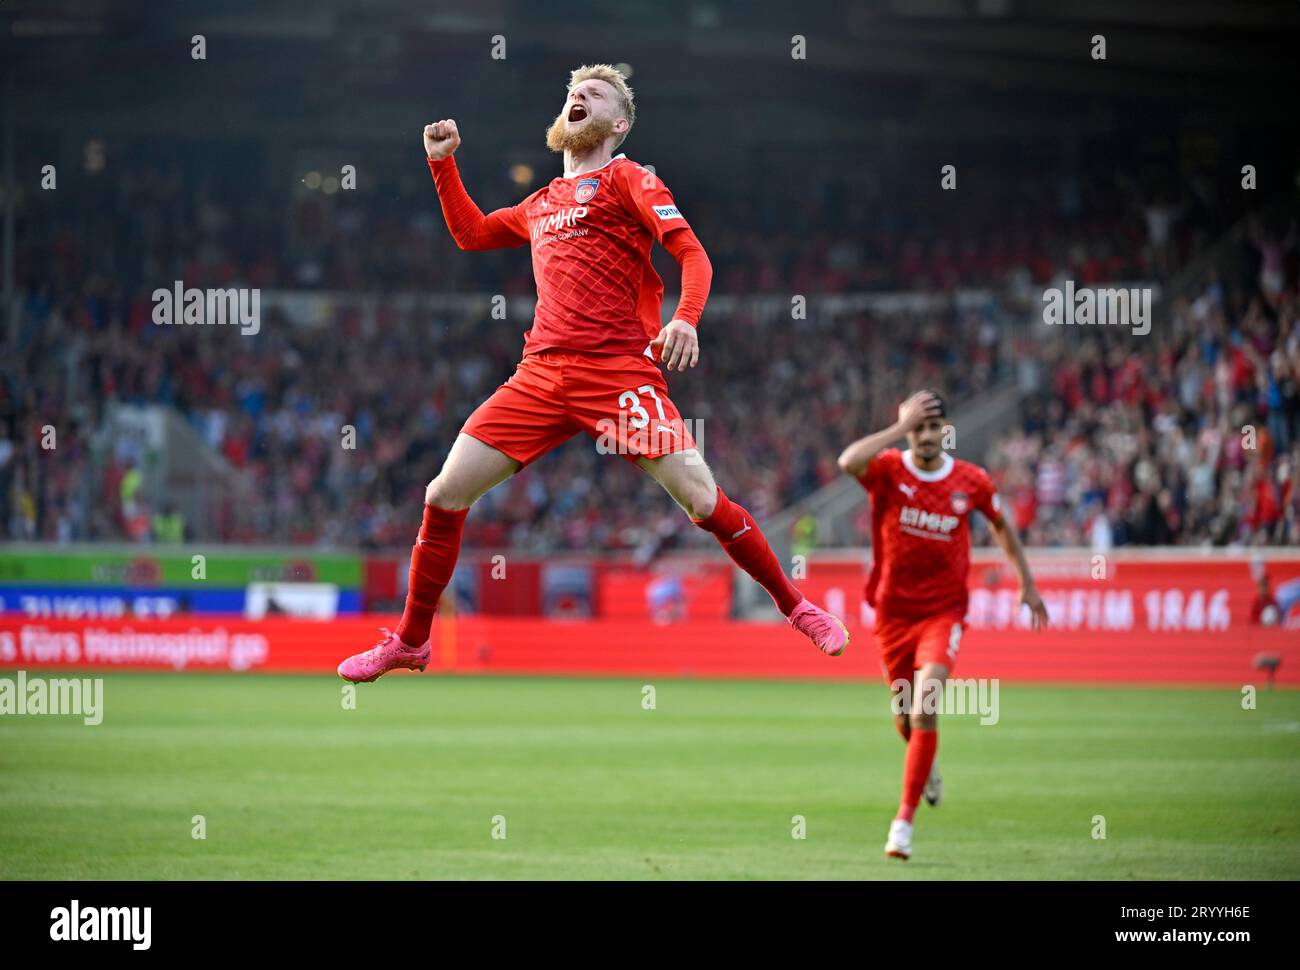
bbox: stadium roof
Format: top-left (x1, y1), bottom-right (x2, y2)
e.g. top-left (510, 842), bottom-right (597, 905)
top-left (3, 0), bottom-right (1297, 152)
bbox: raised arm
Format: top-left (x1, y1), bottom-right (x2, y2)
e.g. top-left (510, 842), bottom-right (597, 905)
top-left (424, 119), bottom-right (529, 252)
top-left (837, 390), bottom-right (942, 479)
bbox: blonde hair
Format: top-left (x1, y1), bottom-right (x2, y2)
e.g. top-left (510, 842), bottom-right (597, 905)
top-left (567, 64), bottom-right (635, 147)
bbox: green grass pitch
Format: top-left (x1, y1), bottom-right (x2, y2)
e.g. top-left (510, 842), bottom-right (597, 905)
top-left (2, 673), bottom-right (1298, 880)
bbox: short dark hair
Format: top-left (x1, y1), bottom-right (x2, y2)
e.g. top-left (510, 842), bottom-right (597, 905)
top-left (927, 390), bottom-right (947, 418)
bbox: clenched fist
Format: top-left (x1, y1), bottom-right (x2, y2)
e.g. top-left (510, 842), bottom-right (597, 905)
top-left (424, 119), bottom-right (461, 160)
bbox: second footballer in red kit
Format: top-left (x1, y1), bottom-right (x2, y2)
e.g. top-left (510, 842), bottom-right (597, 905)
top-left (839, 389), bottom-right (1050, 860)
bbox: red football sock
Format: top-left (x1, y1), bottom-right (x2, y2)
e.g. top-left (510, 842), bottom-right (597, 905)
top-left (896, 727), bottom-right (938, 823)
top-left (394, 504), bottom-right (468, 649)
top-left (692, 486), bottom-right (804, 616)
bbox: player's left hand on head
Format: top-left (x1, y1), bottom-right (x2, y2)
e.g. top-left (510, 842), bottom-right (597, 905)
top-left (1021, 587), bottom-right (1049, 631)
top-left (651, 319), bottom-right (699, 372)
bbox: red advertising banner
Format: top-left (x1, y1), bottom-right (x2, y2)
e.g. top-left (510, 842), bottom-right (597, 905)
top-left (364, 553), bottom-right (732, 619)
top-left (798, 552), bottom-right (1300, 633)
top-left (595, 560), bottom-right (731, 621)
top-left (0, 554), bottom-right (1296, 685)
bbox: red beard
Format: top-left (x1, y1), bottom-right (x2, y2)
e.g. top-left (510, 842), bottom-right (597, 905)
top-left (546, 109), bottom-right (617, 155)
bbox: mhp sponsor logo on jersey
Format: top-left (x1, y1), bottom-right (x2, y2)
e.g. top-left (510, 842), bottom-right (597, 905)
top-left (50, 900), bottom-right (151, 950)
top-left (899, 505), bottom-right (960, 539)
top-left (531, 206), bottom-right (588, 240)
top-left (574, 178), bottom-right (600, 204)
top-left (652, 204), bottom-right (683, 221)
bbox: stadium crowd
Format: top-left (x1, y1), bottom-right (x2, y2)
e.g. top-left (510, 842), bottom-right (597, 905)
top-left (6, 147), bottom-right (1235, 298)
top-left (1, 286), bottom-right (1003, 549)
top-left (2, 142), bottom-right (1290, 549)
top-left (986, 224), bottom-right (1299, 548)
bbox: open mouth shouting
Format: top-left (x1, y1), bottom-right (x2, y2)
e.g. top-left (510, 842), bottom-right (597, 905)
top-left (567, 102), bottom-right (588, 124)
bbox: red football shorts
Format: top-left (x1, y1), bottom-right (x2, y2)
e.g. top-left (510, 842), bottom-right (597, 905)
top-left (461, 350), bottom-right (697, 467)
top-left (873, 609), bottom-right (966, 687)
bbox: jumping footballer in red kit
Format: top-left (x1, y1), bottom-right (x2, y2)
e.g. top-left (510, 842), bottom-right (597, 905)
top-left (337, 64), bottom-right (849, 684)
top-left (838, 389), bottom-right (1049, 860)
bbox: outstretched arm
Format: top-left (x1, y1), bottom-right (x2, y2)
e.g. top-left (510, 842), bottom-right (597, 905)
top-left (986, 510), bottom-right (1049, 630)
top-left (837, 390), bottom-right (942, 479)
top-left (424, 119), bottom-right (529, 251)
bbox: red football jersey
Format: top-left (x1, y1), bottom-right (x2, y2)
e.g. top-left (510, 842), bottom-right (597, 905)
top-left (857, 448), bottom-right (1002, 620)
top-left (489, 155), bottom-right (692, 357)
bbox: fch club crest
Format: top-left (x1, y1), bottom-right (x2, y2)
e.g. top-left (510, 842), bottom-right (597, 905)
top-left (575, 178), bottom-right (600, 204)
top-left (951, 491), bottom-right (970, 514)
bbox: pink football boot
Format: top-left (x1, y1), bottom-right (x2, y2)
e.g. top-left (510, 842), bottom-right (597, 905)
top-left (788, 598), bottom-right (850, 657)
top-left (337, 627), bottom-right (431, 683)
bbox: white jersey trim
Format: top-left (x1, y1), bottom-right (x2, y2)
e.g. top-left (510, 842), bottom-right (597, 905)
top-left (563, 153), bottom-right (626, 179)
top-left (902, 450), bottom-right (954, 483)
